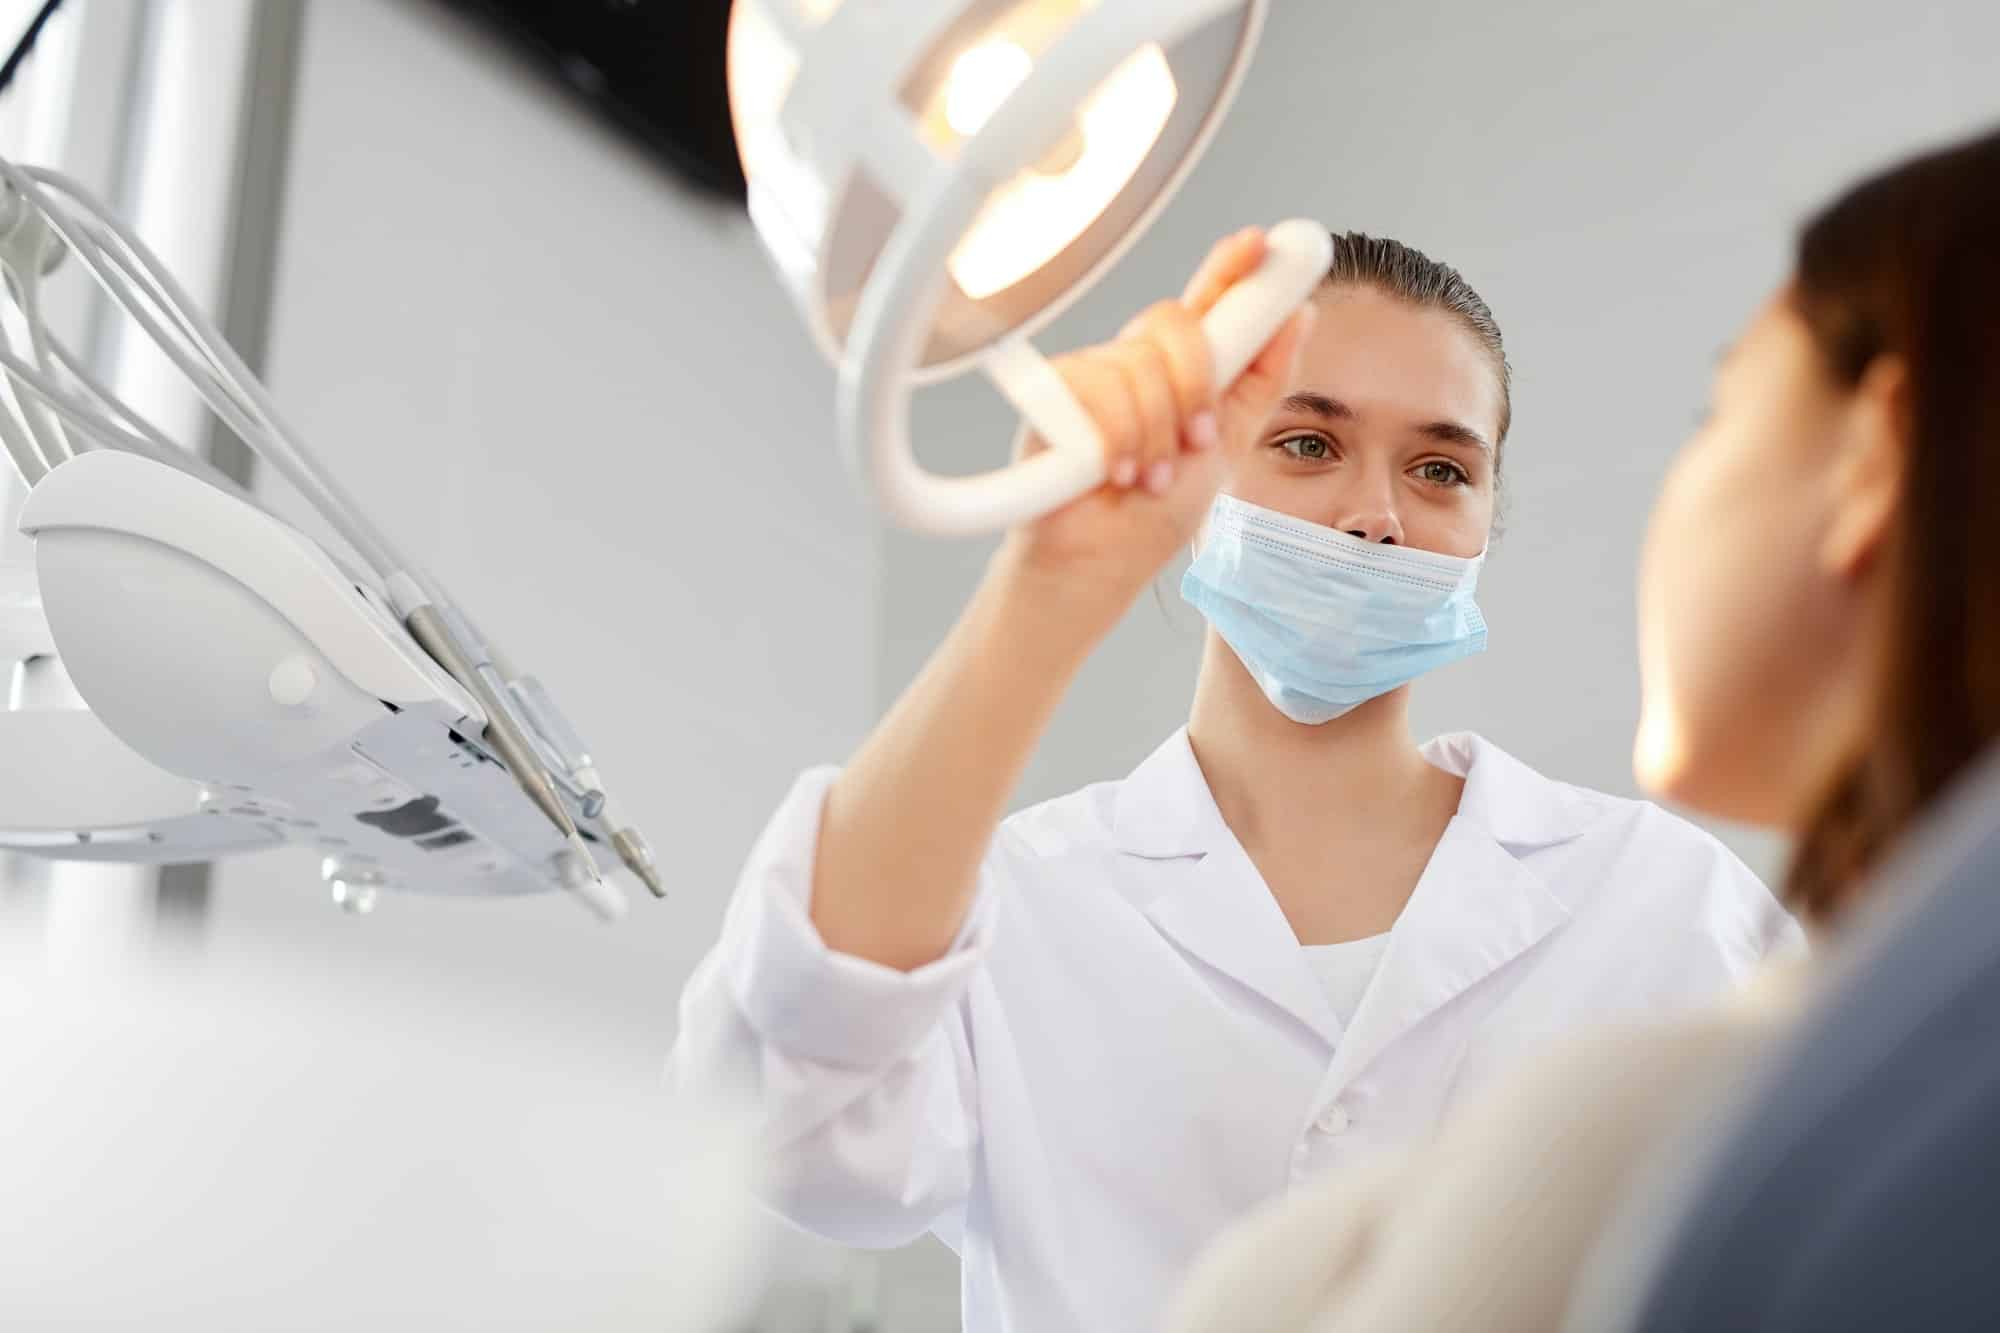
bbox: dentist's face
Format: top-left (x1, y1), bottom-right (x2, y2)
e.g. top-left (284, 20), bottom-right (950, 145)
top-left (1227, 284), bottom-right (1502, 558)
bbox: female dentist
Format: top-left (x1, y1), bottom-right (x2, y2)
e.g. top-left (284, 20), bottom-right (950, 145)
top-left (671, 229), bottom-right (1799, 1333)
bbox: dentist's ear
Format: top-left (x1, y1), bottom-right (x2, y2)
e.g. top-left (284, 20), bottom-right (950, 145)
top-left (1821, 355), bottom-right (1910, 582)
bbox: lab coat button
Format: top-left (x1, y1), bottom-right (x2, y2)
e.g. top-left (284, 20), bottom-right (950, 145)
top-left (1315, 1105), bottom-right (1351, 1136)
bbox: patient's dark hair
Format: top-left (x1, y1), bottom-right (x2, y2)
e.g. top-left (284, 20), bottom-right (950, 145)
top-left (1783, 125), bottom-right (2000, 922)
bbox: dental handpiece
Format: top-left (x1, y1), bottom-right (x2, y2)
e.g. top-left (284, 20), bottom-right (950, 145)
top-left (509, 675), bottom-right (664, 899)
top-left (507, 675), bottom-right (606, 815)
top-left (404, 604), bottom-right (599, 881)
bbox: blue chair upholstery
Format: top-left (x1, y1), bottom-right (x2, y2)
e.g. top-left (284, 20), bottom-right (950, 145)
top-left (1608, 747), bottom-right (2000, 1332)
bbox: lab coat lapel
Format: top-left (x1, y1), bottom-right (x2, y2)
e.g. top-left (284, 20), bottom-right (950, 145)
top-left (1115, 730), bottom-right (1340, 1049)
top-left (1142, 838), bottom-right (1341, 1050)
top-left (1316, 815), bottom-right (1572, 1099)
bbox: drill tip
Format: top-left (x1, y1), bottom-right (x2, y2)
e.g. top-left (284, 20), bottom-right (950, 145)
top-left (567, 831), bottom-right (601, 882)
top-left (611, 828), bottom-right (666, 899)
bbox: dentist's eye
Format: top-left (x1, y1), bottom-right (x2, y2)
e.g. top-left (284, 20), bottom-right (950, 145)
top-left (1414, 459), bottom-right (1471, 487)
top-left (1276, 434), bottom-right (1333, 462)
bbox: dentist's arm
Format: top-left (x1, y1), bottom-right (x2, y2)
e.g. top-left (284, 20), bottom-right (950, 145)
top-left (810, 230), bottom-right (1316, 971)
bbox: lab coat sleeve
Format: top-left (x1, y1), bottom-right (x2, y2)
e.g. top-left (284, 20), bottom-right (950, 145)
top-left (669, 765), bottom-right (995, 1249)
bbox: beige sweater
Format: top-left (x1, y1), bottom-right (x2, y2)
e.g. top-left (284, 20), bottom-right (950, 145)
top-left (1166, 962), bottom-right (1814, 1333)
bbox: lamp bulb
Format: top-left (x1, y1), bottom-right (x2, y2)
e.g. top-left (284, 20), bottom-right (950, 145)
top-left (944, 40), bottom-right (1035, 137)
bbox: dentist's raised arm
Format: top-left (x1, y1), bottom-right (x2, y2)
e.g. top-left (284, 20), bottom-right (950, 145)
top-left (811, 229), bottom-right (1315, 971)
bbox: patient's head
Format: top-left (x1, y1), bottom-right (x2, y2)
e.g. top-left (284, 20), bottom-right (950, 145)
top-left (1635, 124), bottom-right (2000, 922)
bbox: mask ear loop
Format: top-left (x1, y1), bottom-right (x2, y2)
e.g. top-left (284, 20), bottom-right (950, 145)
top-left (1166, 493), bottom-right (1229, 634)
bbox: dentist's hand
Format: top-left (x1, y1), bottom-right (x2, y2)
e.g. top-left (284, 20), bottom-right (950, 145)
top-left (997, 228), bottom-right (1316, 622)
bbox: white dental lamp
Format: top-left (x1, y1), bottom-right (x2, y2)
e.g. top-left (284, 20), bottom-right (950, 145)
top-left (726, 0), bottom-right (1332, 535)
top-left (0, 162), bottom-right (657, 919)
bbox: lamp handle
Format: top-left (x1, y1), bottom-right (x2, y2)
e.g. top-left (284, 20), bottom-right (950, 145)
top-left (1198, 219), bottom-right (1335, 390)
top-left (856, 220), bottom-right (1331, 536)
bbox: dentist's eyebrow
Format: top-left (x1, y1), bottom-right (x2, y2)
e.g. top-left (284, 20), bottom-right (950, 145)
top-left (1281, 391), bottom-right (1490, 454)
top-left (1415, 419), bottom-right (1492, 453)
top-left (1280, 391), bottom-right (1353, 422)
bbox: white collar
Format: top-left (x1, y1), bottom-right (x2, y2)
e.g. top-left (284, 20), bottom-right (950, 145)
top-left (1110, 727), bottom-right (1603, 860)
top-left (1421, 731), bottom-right (1604, 851)
top-left (1113, 727), bottom-right (1592, 1079)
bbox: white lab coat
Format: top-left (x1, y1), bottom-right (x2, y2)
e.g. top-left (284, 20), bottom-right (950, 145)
top-left (670, 731), bottom-right (1800, 1333)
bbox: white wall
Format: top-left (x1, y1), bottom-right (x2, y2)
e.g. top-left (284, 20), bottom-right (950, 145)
top-left (221, 0), bottom-right (875, 1032)
top-left (0, 0), bottom-right (865, 1326)
top-left (203, 0), bottom-right (881, 1325)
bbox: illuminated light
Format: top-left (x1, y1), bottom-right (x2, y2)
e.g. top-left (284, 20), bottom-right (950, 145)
top-left (944, 40), bottom-right (1035, 137)
top-left (947, 43), bottom-right (1177, 300)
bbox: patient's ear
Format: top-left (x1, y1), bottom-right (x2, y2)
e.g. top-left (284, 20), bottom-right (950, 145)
top-left (1821, 355), bottom-right (1909, 582)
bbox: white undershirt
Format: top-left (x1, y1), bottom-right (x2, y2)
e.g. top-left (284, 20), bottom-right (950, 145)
top-left (1300, 933), bottom-right (1393, 1033)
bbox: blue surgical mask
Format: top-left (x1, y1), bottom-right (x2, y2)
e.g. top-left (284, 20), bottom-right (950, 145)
top-left (1180, 494), bottom-right (1488, 725)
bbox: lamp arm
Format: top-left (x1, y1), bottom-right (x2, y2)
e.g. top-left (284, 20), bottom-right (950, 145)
top-left (0, 161), bottom-right (428, 601)
top-left (0, 154), bottom-right (665, 896)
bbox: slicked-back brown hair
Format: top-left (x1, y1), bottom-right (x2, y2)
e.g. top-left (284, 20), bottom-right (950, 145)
top-left (1323, 231), bottom-right (1513, 448)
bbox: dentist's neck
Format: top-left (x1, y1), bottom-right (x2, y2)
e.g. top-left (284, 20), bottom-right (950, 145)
top-left (1186, 632), bottom-right (1459, 860)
